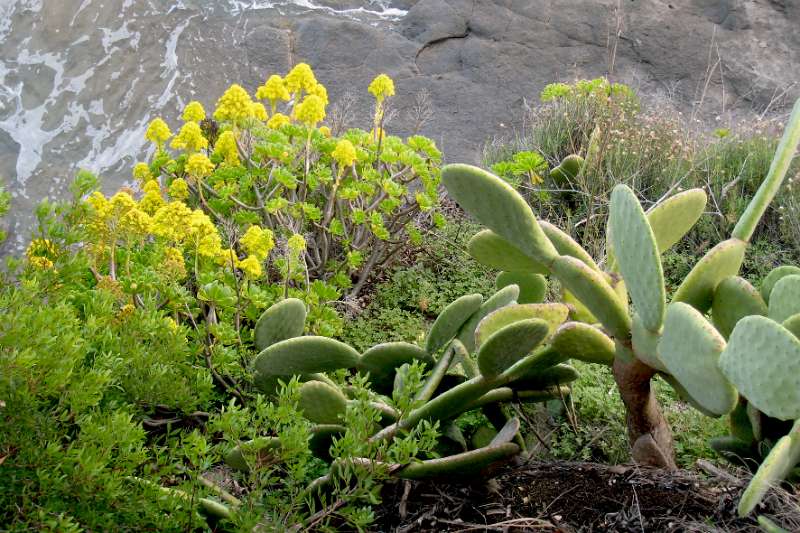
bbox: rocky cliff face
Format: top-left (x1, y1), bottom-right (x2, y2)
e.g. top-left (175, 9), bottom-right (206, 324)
top-left (1, 0), bottom-right (797, 250)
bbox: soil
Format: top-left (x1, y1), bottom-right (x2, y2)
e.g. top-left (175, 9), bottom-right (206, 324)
top-left (373, 460), bottom-right (796, 532)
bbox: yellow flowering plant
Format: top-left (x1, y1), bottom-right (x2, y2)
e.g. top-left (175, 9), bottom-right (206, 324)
top-left (133, 65), bottom-right (442, 301)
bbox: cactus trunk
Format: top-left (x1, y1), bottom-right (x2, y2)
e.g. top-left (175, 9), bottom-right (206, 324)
top-left (612, 353), bottom-right (677, 469)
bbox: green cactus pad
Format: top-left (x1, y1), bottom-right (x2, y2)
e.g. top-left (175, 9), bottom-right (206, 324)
top-left (712, 276), bottom-right (768, 339)
top-left (551, 322), bottom-right (615, 366)
top-left (659, 373), bottom-right (722, 418)
top-left (560, 154), bottom-right (585, 177)
top-left (225, 437), bottom-right (281, 472)
top-left (508, 363), bottom-right (579, 390)
top-left (563, 289), bottom-right (597, 323)
top-left (475, 303), bottom-right (569, 347)
top-left (609, 185), bottom-right (665, 331)
top-left (495, 271), bottom-right (546, 304)
top-left (299, 381), bottom-right (347, 424)
top-left (396, 442), bottom-right (520, 480)
top-left (757, 516), bottom-right (791, 533)
top-left (358, 342), bottom-right (434, 394)
top-left (254, 336), bottom-right (360, 376)
top-left (747, 402), bottom-right (764, 442)
top-left (477, 319), bottom-right (550, 378)
top-left (728, 399), bottom-right (755, 443)
top-left (551, 255), bottom-right (631, 339)
top-left (768, 275), bottom-right (800, 323)
top-left (405, 376), bottom-right (496, 426)
top-left (466, 386), bottom-right (568, 409)
top-left (761, 266), bottom-right (800, 303)
top-left (309, 424), bottom-right (346, 458)
top-left (426, 293), bottom-right (483, 354)
top-left (253, 372), bottom-right (337, 397)
top-left (539, 220), bottom-right (599, 271)
top-left (631, 313), bottom-right (667, 372)
top-left (709, 436), bottom-right (758, 467)
top-left (467, 230), bottom-right (548, 273)
top-left (457, 285), bottom-right (520, 354)
top-left (471, 425), bottom-right (498, 449)
top-left (442, 164), bottom-right (559, 264)
top-left (658, 303), bottom-right (736, 416)
top-left (720, 316), bottom-right (800, 420)
top-left (254, 298), bottom-right (307, 351)
top-left (673, 238), bottom-right (747, 312)
top-left (646, 189), bottom-right (707, 253)
top-left (782, 313), bottom-right (800, 339)
top-left (738, 424), bottom-right (800, 516)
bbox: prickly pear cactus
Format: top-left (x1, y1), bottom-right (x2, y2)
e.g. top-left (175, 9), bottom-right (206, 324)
top-left (442, 97), bottom-right (800, 514)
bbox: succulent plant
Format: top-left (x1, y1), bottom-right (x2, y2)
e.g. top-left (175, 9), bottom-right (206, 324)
top-left (166, 287), bottom-right (578, 519)
top-left (441, 98), bottom-right (800, 516)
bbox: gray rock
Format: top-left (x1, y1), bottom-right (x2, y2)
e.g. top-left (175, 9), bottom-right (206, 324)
top-left (1, 0), bottom-right (799, 250)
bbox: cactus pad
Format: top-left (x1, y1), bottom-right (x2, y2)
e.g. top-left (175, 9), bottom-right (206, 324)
top-left (254, 298), bottom-right (306, 350)
top-left (475, 303), bottom-right (569, 347)
top-left (609, 185), bottom-right (665, 331)
top-left (551, 255), bottom-right (631, 339)
top-left (768, 275), bottom-right (800, 323)
top-left (539, 220), bottom-right (600, 271)
top-left (442, 164), bottom-right (559, 264)
top-left (457, 285), bottom-right (519, 354)
top-left (563, 288), bottom-right (597, 323)
top-left (782, 313), bottom-right (800, 339)
top-left (761, 265), bottom-right (800, 303)
top-left (673, 238), bottom-right (746, 312)
top-left (738, 424), bottom-right (800, 516)
top-left (720, 316), bottom-right (800, 420)
top-left (631, 313), bottom-right (667, 371)
top-left (225, 436), bottom-right (281, 472)
top-left (254, 336), bottom-right (360, 376)
top-left (712, 276), bottom-right (768, 339)
top-left (426, 293), bottom-right (483, 354)
top-left (396, 442), bottom-right (520, 480)
top-left (659, 303), bottom-right (736, 416)
top-left (551, 322), bottom-right (615, 365)
top-left (508, 363), bottom-right (580, 389)
top-left (495, 271), bottom-right (546, 304)
top-left (299, 381), bottom-right (347, 424)
top-left (358, 342), bottom-right (433, 393)
top-left (467, 230), bottom-right (548, 273)
top-left (477, 319), bottom-right (550, 377)
top-left (646, 189), bottom-right (707, 253)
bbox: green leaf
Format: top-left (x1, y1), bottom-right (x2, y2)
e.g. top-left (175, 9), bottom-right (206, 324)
top-left (254, 336), bottom-right (360, 376)
top-left (426, 293), bottom-right (483, 354)
top-left (477, 318), bottom-right (550, 378)
top-left (254, 298), bottom-right (307, 351)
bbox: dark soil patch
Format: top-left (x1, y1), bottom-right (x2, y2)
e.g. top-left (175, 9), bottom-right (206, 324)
top-left (374, 461), bottom-right (795, 532)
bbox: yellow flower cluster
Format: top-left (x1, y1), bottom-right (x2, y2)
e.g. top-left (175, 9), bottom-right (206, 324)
top-left (241, 225), bottom-right (274, 261)
top-left (256, 74), bottom-right (290, 107)
top-left (119, 207), bottom-right (153, 237)
top-left (235, 255), bottom-right (262, 279)
top-left (162, 246), bottom-right (187, 280)
top-left (295, 94), bottom-right (326, 127)
top-left (332, 139), bottom-right (356, 168)
top-left (319, 126), bottom-right (331, 137)
top-left (168, 178), bottom-right (189, 200)
top-left (213, 131), bottom-right (240, 166)
top-left (133, 162), bottom-right (152, 183)
top-left (284, 63), bottom-right (317, 94)
top-left (182, 101), bottom-right (206, 122)
top-left (140, 180), bottom-right (165, 214)
top-left (213, 84), bottom-right (254, 122)
top-left (170, 121), bottom-right (208, 153)
top-left (26, 238), bottom-right (57, 270)
top-left (368, 74), bottom-right (395, 102)
top-left (151, 200), bottom-right (193, 242)
top-left (309, 82), bottom-right (328, 105)
top-left (145, 118), bottom-right (172, 148)
top-left (251, 102), bottom-right (268, 121)
top-left (188, 209), bottom-right (223, 258)
top-left (267, 113), bottom-right (291, 130)
top-left (185, 153), bottom-right (215, 178)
